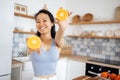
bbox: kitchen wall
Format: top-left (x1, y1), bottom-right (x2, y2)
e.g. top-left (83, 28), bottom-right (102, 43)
top-left (14, 0), bottom-right (120, 33)
top-left (64, 0), bottom-right (120, 61)
top-left (65, 37), bottom-right (120, 61)
top-left (14, 0), bottom-right (66, 31)
top-left (65, 0), bottom-right (120, 35)
top-left (13, 0), bottom-right (67, 57)
top-left (13, 0), bottom-right (120, 60)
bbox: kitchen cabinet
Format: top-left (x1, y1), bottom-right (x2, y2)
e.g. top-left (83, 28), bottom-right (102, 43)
top-left (67, 59), bottom-right (86, 80)
top-left (56, 58), bottom-right (68, 80)
top-left (13, 57), bottom-right (34, 80)
top-left (22, 61), bottom-right (34, 80)
top-left (11, 60), bottom-right (23, 80)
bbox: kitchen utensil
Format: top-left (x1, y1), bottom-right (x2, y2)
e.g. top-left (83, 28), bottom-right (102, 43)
top-left (72, 15), bottom-right (80, 23)
top-left (105, 30), bottom-right (114, 36)
top-left (27, 35), bottom-right (41, 49)
top-left (83, 13), bottom-right (93, 22)
top-left (115, 6), bottom-right (120, 20)
top-left (114, 29), bottom-right (120, 36)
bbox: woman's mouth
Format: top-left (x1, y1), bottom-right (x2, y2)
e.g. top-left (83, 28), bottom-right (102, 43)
top-left (39, 26), bottom-right (46, 30)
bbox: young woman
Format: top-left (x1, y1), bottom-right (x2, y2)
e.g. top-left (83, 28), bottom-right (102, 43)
top-left (28, 9), bottom-right (70, 80)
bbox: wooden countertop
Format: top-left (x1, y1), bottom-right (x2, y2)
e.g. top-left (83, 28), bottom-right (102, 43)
top-left (12, 54), bottom-right (120, 69)
top-left (60, 54), bottom-right (120, 69)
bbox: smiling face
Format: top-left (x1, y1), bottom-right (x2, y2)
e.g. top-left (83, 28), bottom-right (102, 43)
top-left (35, 13), bottom-right (54, 34)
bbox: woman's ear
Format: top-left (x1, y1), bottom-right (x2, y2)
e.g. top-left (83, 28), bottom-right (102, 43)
top-left (51, 22), bottom-right (54, 27)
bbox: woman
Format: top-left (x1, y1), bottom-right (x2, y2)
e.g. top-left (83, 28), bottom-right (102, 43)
top-left (28, 9), bottom-right (70, 80)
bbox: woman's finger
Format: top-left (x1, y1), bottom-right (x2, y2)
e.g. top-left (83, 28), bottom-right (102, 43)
top-left (36, 48), bottom-right (41, 54)
top-left (68, 11), bottom-right (72, 16)
top-left (26, 37), bottom-right (29, 41)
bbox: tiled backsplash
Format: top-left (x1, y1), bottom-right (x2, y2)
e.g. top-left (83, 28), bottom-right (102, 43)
top-left (65, 37), bottom-right (120, 61)
top-left (12, 33), bottom-right (120, 61)
top-left (12, 33), bottom-right (34, 57)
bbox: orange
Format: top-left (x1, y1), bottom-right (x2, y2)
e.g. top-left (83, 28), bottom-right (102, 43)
top-left (115, 74), bottom-right (120, 80)
top-left (27, 35), bottom-right (41, 49)
top-left (56, 8), bottom-right (68, 20)
top-left (109, 73), bottom-right (117, 80)
top-left (101, 71), bottom-right (109, 78)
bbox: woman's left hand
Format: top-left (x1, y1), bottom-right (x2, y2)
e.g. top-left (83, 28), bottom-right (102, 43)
top-left (55, 11), bottom-right (72, 31)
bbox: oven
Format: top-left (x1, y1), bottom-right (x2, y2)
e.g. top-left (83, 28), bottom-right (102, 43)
top-left (85, 63), bottom-right (119, 77)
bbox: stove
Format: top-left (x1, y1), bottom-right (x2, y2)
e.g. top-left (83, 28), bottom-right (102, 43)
top-left (88, 58), bottom-right (120, 66)
top-left (86, 58), bottom-right (120, 77)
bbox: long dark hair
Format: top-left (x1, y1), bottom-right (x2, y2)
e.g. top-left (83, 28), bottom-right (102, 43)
top-left (35, 9), bottom-right (56, 39)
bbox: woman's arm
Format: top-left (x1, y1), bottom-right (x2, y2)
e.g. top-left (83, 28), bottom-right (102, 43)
top-left (55, 11), bottom-right (72, 47)
top-left (55, 19), bottom-right (69, 47)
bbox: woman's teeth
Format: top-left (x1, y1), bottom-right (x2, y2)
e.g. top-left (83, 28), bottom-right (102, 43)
top-left (40, 27), bottom-right (46, 30)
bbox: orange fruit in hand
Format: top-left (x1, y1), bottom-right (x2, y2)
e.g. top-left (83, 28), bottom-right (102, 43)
top-left (101, 71), bottom-right (109, 78)
top-left (109, 73), bottom-right (117, 80)
top-left (56, 8), bottom-right (68, 20)
top-left (27, 35), bottom-right (41, 49)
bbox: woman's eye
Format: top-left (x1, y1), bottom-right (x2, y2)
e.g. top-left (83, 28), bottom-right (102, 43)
top-left (43, 20), bottom-right (47, 22)
top-left (36, 20), bottom-right (40, 23)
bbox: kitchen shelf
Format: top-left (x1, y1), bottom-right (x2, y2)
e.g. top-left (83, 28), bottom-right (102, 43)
top-left (14, 12), bottom-right (34, 19)
top-left (69, 20), bottom-right (120, 25)
top-left (67, 35), bottom-right (120, 39)
top-left (13, 30), bottom-right (35, 34)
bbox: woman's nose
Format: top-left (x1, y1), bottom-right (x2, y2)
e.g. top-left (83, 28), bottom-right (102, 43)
top-left (39, 22), bottom-right (44, 26)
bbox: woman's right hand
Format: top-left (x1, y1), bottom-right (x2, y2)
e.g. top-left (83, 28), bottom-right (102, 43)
top-left (26, 38), bottom-right (41, 54)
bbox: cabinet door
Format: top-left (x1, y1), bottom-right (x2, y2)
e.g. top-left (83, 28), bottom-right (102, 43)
top-left (22, 61), bottom-right (34, 80)
top-left (67, 60), bottom-right (86, 80)
top-left (56, 58), bottom-right (68, 80)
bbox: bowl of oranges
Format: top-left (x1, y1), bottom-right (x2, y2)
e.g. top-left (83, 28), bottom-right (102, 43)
top-left (99, 71), bottom-right (120, 80)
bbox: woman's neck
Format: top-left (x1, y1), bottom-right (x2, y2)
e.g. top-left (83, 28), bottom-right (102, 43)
top-left (40, 33), bottom-right (52, 42)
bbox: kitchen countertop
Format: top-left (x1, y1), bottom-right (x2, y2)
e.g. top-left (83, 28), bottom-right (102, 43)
top-left (12, 59), bottom-right (23, 68)
top-left (12, 54), bottom-right (120, 69)
top-left (60, 54), bottom-right (120, 69)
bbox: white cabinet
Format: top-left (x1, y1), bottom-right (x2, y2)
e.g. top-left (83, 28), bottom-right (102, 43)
top-left (67, 60), bottom-right (86, 80)
top-left (22, 61), bottom-right (34, 80)
top-left (56, 58), bottom-right (68, 80)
